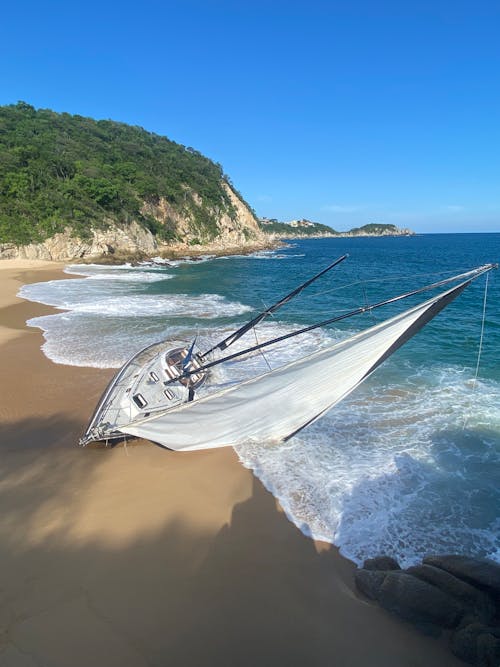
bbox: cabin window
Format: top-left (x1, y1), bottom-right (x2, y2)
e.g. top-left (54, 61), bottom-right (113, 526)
top-left (165, 365), bottom-right (181, 379)
top-left (149, 371), bottom-right (160, 383)
top-left (164, 389), bottom-right (175, 400)
top-left (133, 393), bottom-right (148, 408)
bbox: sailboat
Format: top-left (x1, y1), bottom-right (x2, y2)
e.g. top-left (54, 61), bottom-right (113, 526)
top-left (79, 257), bottom-right (496, 451)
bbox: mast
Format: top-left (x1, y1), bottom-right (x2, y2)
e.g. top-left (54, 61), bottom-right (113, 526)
top-left (199, 253), bottom-right (349, 358)
top-left (167, 264), bottom-right (496, 386)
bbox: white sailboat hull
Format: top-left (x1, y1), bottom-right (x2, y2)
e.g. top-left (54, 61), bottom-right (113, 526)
top-left (119, 281), bottom-right (467, 451)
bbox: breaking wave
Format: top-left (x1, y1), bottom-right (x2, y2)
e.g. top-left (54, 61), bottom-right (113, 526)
top-left (19, 265), bottom-right (253, 367)
top-left (235, 366), bottom-right (500, 567)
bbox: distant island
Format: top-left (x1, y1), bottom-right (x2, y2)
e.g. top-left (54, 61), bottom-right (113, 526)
top-left (259, 218), bottom-right (415, 238)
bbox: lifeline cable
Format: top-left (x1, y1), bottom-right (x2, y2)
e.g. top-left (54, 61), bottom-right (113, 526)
top-left (463, 272), bottom-right (490, 430)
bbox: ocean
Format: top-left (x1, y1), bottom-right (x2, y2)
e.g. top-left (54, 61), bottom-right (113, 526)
top-left (19, 233), bottom-right (500, 567)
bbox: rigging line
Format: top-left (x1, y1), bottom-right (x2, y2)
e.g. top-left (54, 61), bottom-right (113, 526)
top-left (473, 272), bottom-right (490, 388)
top-left (463, 273), bottom-right (490, 430)
top-left (362, 284), bottom-right (377, 326)
top-left (253, 326), bottom-right (272, 372)
top-left (254, 298), bottom-right (274, 370)
top-left (310, 266), bottom-right (495, 300)
top-left (165, 264), bottom-right (496, 386)
top-left (199, 253), bottom-right (349, 358)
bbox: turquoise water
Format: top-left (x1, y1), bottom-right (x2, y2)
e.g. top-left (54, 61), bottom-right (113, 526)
top-left (20, 234), bottom-right (500, 566)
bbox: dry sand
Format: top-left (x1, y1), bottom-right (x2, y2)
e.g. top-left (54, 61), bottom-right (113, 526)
top-left (0, 260), bottom-right (462, 666)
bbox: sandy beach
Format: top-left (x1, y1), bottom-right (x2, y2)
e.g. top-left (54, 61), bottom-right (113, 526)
top-left (0, 260), bottom-right (463, 667)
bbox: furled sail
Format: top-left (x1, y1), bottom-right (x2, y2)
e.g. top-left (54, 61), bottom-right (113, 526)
top-left (119, 279), bottom-right (470, 451)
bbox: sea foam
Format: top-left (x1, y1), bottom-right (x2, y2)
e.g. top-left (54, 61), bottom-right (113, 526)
top-left (19, 265), bottom-right (254, 367)
top-left (235, 366), bottom-right (500, 567)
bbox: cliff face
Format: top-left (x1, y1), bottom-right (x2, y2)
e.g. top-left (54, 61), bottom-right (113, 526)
top-left (141, 183), bottom-right (264, 251)
top-left (0, 184), bottom-right (267, 261)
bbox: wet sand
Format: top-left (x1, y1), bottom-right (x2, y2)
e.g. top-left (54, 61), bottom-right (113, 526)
top-left (0, 260), bottom-right (462, 666)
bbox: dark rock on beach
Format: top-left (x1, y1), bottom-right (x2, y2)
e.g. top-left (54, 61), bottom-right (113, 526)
top-left (377, 571), bottom-right (465, 629)
top-left (423, 555), bottom-right (500, 602)
top-left (407, 564), bottom-right (496, 623)
top-left (450, 622), bottom-right (500, 665)
top-left (354, 569), bottom-right (387, 600)
top-left (354, 553), bottom-right (500, 666)
top-left (363, 556), bottom-right (401, 571)
top-left (355, 568), bottom-right (465, 628)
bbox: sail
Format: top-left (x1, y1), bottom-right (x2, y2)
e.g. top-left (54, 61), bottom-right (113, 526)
top-left (119, 279), bottom-right (469, 451)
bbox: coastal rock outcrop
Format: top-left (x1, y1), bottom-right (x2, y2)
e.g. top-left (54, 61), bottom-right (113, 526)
top-left (423, 555), bottom-right (500, 600)
top-left (450, 622), bottom-right (500, 666)
top-left (354, 553), bottom-right (500, 665)
top-left (355, 569), bottom-right (464, 630)
top-left (407, 564), bottom-right (496, 623)
top-left (142, 183), bottom-right (266, 252)
top-left (0, 221), bottom-right (158, 261)
top-left (363, 556), bottom-right (401, 571)
top-left (0, 184), bottom-right (268, 262)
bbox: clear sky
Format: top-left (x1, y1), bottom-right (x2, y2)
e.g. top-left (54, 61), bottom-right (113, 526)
top-left (1, 0), bottom-right (499, 232)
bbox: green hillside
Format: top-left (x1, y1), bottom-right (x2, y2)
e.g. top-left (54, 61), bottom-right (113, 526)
top-left (0, 102), bottom-right (243, 245)
top-left (348, 223), bottom-right (402, 235)
top-left (259, 219), bottom-right (413, 237)
top-left (259, 219), bottom-right (337, 235)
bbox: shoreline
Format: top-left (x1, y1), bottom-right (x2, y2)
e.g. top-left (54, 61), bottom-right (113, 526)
top-left (1, 237), bottom-right (284, 266)
top-left (0, 260), bottom-right (462, 666)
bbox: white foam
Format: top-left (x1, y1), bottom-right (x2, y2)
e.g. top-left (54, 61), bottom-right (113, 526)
top-left (216, 249), bottom-right (304, 261)
top-left (19, 266), bottom-right (255, 367)
top-left (64, 264), bottom-right (172, 281)
top-left (20, 276), bottom-right (251, 318)
top-left (235, 366), bottom-right (500, 566)
top-left (55, 294), bottom-right (250, 318)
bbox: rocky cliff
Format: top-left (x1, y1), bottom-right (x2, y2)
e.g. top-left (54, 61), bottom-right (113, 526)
top-left (0, 183), bottom-right (267, 261)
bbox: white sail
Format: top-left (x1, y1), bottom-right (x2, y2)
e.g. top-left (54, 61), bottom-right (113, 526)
top-left (119, 280), bottom-right (468, 451)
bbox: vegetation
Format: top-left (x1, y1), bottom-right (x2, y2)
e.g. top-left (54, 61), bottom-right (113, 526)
top-left (259, 220), bottom-right (412, 237)
top-left (348, 223), bottom-right (402, 235)
top-left (259, 219), bottom-right (338, 236)
top-left (0, 102), bottom-right (240, 244)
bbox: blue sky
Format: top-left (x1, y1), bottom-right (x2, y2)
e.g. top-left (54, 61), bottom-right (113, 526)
top-left (1, 0), bottom-right (499, 232)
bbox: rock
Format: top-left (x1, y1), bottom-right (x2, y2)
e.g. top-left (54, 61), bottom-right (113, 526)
top-left (0, 221), bottom-right (158, 261)
top-left (477, 632), bottom-right (500, 667)
top-left (377, 571), bottom-right (465, 628)
top-left (407, 564), bottom-right (496, 623)
top-left (423, 555), bottom-right (500, 601)
top-left (451, 623), bottom-right (485, 664)
top-left (450, 622), bottom-right (500, 665)
top-left (141, 183), bottom-right (265, 250)
top-left (0, 182), bottom-right (269, 262)
top-left (363, 556), bottom-right (401, 571)
top-left (354, 569), bottom-right (387, 600)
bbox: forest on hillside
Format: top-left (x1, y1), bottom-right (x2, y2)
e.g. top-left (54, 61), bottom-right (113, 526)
top-left (0, 102), bottom-right (238, 244)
